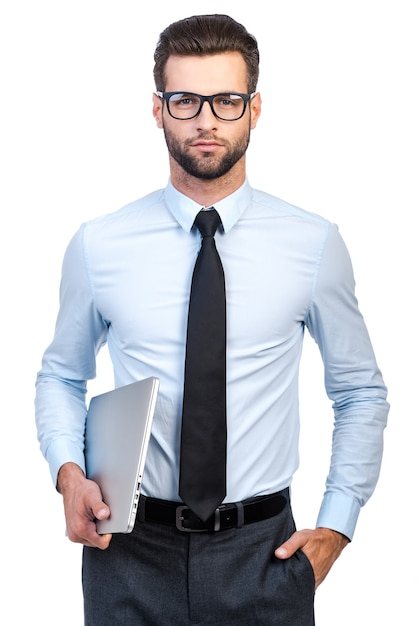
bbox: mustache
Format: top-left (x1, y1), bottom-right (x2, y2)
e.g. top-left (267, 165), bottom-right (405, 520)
top-left (186, 133), bottom-right (223, 144)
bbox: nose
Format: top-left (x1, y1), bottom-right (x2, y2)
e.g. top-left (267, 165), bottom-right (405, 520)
top-left (195, 100), bottom-right (218, 130)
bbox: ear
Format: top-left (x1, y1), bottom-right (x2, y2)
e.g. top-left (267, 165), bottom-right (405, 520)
top-left (152, 93), bottom-right (164, 129)
top-left (249, 92), bottom-right (262, 130)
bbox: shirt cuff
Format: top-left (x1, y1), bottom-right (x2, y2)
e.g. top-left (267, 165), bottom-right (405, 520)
top-left (46, 437), bottom-right (86, 489)
top-left (316, 492), bottom-right (361, 541)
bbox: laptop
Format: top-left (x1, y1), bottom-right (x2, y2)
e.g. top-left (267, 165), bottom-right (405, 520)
top-left (85, 377), bottom-right (160, 534)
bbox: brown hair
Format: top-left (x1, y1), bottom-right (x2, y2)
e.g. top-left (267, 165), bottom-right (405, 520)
top-left (153, 14), bottom-right (260, 93)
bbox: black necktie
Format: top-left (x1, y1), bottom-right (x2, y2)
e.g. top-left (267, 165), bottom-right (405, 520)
top-left (179, 209), bottom-right (227, 522)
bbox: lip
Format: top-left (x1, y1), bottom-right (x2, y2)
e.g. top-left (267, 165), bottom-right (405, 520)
top-left (191, 141), bottom-right (223, 152)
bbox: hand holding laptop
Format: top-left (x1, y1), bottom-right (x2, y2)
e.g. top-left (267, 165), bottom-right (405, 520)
top-left (84, 377), bottom-right (160, 535)
top-left (58, 461), bottom-right (113, 549)
top-left (58, 377), bottom-right (159, 545)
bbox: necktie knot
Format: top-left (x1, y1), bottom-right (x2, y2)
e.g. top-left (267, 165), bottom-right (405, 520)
top-left (194, 209), bottom-right (221, 238)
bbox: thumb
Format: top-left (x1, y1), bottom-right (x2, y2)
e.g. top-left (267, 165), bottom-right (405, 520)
top-left (92, 500), bottom-right (110, 521)
top-left (274, 532), bottom-right (302, 560)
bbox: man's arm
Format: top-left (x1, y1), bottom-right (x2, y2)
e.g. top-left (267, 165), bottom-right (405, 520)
top-left (306, 223), bottom-right (389, 537)
top-left (278, 224), bottom-right (388, 586)
top-left (35, 226), bottom-right (111, 546)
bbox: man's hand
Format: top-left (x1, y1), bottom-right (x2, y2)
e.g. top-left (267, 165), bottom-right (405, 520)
top-left (57, 462), bottom-right (112, 550)
top-left (275, 527), bottom-right (349, 588)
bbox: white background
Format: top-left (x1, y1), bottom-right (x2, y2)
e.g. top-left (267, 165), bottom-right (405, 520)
top-left (1, 1), bottom-right (416, 624)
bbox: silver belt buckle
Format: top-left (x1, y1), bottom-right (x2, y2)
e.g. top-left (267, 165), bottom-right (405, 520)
top-left (175, 505), bottom-right (221, 532)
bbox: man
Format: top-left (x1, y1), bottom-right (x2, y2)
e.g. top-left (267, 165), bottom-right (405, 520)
top-left (35, 14), bottom-right (389, 625)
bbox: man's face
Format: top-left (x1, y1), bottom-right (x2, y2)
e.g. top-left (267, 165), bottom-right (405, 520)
top-left (153, 52), bottom-right (261, 180)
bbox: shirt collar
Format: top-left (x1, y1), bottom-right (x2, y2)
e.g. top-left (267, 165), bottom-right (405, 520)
top-left (163, 178), bottom-right (252, 234)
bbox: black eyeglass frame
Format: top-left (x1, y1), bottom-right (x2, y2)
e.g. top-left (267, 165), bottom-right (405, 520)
top-left (156, 91), bottom-right (255, 121)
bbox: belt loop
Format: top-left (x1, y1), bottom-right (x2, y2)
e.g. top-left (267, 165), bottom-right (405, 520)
top-left (235, 501), bottom-right (244, 528)
top-left (214, 507), bottom-right (221, 532)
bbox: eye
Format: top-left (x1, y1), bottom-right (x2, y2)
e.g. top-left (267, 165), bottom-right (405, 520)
top-left (214, 95), bottom-right (242, 108)
top-left (170, 93), bottom-right (200, 107)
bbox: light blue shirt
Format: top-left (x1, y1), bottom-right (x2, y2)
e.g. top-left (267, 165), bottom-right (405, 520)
top-left (35, 178), bottom-right (389, 539)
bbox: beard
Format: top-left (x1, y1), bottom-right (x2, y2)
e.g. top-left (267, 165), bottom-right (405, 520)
top-left (162, 124), bottom-right (251, 180)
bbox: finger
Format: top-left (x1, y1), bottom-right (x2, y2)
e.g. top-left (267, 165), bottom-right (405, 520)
top-left (66, 511), bottom-right (112, 549)
top-left (74, 536), bottom-right (111, 549)
top-left (69, 527), bottom-right (112, 550)
top-left (82, 518), bottom-right (112, 549)
top-left (92, 532), bottom-right (112, 550)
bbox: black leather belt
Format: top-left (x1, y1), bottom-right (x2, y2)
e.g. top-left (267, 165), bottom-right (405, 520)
top-left (139, 488), bottom-right (289, 532)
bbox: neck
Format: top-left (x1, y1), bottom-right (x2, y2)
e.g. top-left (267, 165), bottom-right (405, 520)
top-left (169, 157), bottom-right (246, 206)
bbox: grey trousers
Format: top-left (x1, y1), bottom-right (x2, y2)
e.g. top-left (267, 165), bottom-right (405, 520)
top-left (82, 497), bottom-right (315, 625)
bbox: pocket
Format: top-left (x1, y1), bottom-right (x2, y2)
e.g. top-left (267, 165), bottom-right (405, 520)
top-left (252, 543), bottom-right (315, 623)
top-left (294, 548), bottom-right (316, 592)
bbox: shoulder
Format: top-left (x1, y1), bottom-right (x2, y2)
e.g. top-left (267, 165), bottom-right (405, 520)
top-left (85, 189), bottom-right (167, 232)
top-left (64, 188), bottom-right (169, 261)
top-left (251, 188), bottom-right (331, 229)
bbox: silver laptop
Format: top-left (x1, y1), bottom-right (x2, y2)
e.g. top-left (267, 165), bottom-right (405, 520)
top-left (85, 377), bottom-right (160, 534)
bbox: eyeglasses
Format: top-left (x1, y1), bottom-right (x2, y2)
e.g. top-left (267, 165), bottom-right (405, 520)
top-left (156, 91), bottom-right (255, 121)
